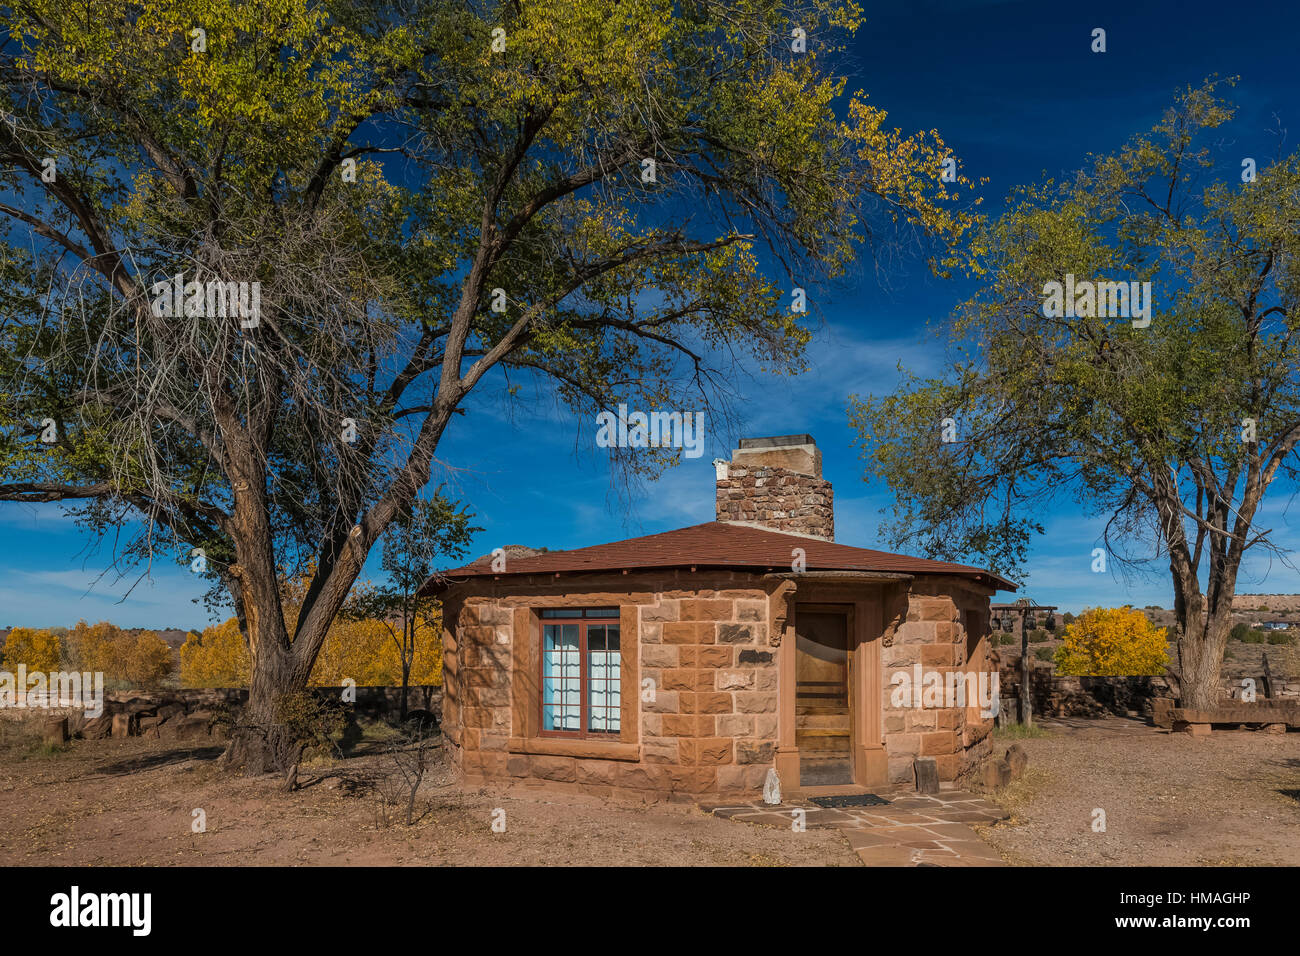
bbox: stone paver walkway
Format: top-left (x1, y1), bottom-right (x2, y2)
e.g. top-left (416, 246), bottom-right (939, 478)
top-left (702, 790), bottom-right (1009, 866)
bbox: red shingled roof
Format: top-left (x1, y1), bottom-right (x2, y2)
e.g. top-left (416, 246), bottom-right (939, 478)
top-left (420, 522), bottom-right (1016, 593)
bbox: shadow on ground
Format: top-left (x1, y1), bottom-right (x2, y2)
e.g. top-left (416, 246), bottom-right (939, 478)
top-left (95, 745), bottom-right (225, 776)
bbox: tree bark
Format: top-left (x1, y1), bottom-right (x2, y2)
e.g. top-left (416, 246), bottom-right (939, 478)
top-left (1178, 612), bottom-right (1227, 709)
top-left (400, 659), bottom-right (411, 723)
top-left (225, 637), bottom-right (305, 774)
top-left (1154, 467), bottom-right (1237, 711)
top-left (1167, 538), bottom-right (1239, 710)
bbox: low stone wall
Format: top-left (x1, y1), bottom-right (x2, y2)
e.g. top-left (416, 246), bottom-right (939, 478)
top-left (8, 685), bottom-right (445, 749)
top-left (4, 686), bottom-right (443, 723)
top-left (104, 686), bottom-right (443, 718)
top-left (997, 665), bottom-right (1300, 720)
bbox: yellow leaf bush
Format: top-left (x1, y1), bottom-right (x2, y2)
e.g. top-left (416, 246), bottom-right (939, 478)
top-left (1, 627), bottom-right (64, 672)
top-left (4, 622), bottom-right (171, 686)
top-left (69, 621), bottom-right (173, 686)
top-left (1053, 606), bottom-right (1170, 676)
top-left (181, 607), bottom-right (443, 688)
top-left (179, 617), bottom-right (249, 688)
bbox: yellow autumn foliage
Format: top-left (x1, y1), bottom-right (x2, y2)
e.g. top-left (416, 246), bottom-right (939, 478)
top-left (1053, 606), bottom-right (1170, 676)
top-left (179, 617), bottom-right (250, 688)
top-left (180, 608), bottom-right (443, 688)
top-left (64, 620), bottom-right (172, 686)
top-left (1, 627), bottom-right (64, 672)
top-left (310, 612), bottom-right (443, 687)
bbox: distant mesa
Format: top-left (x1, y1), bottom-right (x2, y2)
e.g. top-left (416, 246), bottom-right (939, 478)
top-left (1232, 594), bottom-right (1300, 612)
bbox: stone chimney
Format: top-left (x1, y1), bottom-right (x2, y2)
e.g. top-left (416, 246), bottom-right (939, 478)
top-left (713, 434), bottom-right (834, 541)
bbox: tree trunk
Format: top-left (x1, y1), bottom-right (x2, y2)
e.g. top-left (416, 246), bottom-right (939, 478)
top-left (1178, 602), bottom-right (1233, 709)
top-left (225, 640), bottom-right (305, 774)
top-left (399, 615), bottom-right (415, 723)
top-left (219, 441), bottom-right (310, 774)
top-left (216, 395), bottom-right (452, 773)
top-left (405, 772), bottom-right (421, 826)
top-left (221, 529), bottom-right (372, 773)
top-left (222, 558), bottom-right (309, 774)
top-left (1170, 553), bottom-right (1237, 710)
top-left (400, 656), bottom-right (411, 723)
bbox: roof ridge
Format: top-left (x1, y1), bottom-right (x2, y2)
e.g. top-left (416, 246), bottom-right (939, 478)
top-left (421, 520), bottom-right (1015, 593)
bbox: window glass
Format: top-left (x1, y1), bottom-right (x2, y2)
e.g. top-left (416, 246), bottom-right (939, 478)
top-left (588, 624), bottom-right (620, 734)
top-left (538, 612), bottom-right (621, 737)
top-left (542, 623), bottom-right (580, 731)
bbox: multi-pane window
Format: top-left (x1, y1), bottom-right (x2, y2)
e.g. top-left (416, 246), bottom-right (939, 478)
top-left (540, 608), bottom-right (621, 737)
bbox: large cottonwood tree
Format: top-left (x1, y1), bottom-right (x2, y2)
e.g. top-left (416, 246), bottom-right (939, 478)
top-left (1, 0), bottom-right (974, 771)
top-left (851, 80), bottom-right (1300, 708)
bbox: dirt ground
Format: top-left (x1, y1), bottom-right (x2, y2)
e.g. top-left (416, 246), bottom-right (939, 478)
top-left (0, 720), bottom-right (859, 866)
top-left (979, 716), bottom-right (1300, 866)
top-left (5, 715), bottom-right (1298, 866)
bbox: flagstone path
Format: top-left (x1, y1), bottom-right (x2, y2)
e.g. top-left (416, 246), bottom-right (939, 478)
top-left (701, 789), bottom-right (1010, 866)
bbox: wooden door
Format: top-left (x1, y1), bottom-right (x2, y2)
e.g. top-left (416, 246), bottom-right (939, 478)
top-left (795, 605), bottom-right (853, 786)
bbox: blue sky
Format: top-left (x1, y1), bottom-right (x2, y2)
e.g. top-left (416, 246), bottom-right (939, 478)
top-left (6, 0), bottom-right (1300, 629)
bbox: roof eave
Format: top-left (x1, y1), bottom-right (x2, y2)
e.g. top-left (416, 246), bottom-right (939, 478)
top-left (421, 564), bottom-right (1018, 595)
top-left (762, 570), bottom-right (914, 583)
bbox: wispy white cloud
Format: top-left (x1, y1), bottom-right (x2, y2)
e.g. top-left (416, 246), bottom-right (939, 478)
top-left (0, 568), bottom-right (216, 630)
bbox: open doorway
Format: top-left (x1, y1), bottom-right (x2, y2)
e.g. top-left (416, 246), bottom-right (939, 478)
top-left (794, 604), bottom-right (854, 786)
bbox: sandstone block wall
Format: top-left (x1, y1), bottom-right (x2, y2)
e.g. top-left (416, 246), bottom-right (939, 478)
top-left (444, 571), bottom-right (994, 798)
top-left (879, 578), bottom-right (994, 785)
top-left (443, 573), bottom-right (779, 800)
top-left (441, 599), bottom-right (512, 758)
top-left (638, 590), bottom-right (778, 794)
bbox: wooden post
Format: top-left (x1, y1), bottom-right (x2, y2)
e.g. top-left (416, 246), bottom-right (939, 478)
top-left (1262, 652), bottom-right (1275, 701)
top-left (1019, 609), bottom-right (1032, 728)
top-left (914, 757), bottom-right (940, 794)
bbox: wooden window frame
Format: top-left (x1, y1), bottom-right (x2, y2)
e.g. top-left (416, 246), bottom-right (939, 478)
top-left (538, 607), bottom-right (622, 740)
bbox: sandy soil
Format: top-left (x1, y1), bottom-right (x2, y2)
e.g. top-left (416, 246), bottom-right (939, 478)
top-left (6, 714), bottom-right (1296, 867)
top-left (978, 716), bottom-right (1300, 866)
top-left (0, 721), bottom-right (859, 867)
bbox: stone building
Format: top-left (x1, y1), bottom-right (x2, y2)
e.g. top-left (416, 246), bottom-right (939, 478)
top-left (421, 434), bottom-right (1014, 801)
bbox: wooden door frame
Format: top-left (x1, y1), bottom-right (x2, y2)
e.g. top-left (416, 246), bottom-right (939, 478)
top-left (776, 590), bottom-right (887, 790)
top-left (792, 602), bottom-right (855, 767)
